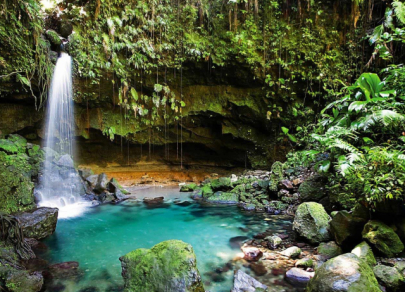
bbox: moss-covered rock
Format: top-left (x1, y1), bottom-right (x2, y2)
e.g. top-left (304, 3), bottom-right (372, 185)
top-left (362, 220), bottom-right (404, 257)
top-left (307, 253), bottom-right (380, 292)
top-left (351, 241), bottom-right (376, 267)
top-left (0, 151), bottom-right (35, 214)
top-left (317, 241), bottom-right (342, 259)
top-left (329, 210), bottom-right (367, 249)
top-left (15, 207), bottom-right (58, 240)
top-left (293, 202), bottom-right (331, 244)
top-left (373, 265), bottom-right (404, 291)
top-left (201, 185), bottom-right (214, 198)
top-left (119, 240), bottom-right (205, 292)
top-left (211, 177), bottom-right (232, 191)
top-left (298, 175), bottom-right (327, 202)
top-left (180, 183), bottom-right (198, 192)
top-left (45, 29), bottom-right (61, 46)
top-left (206, 192), bottom-right (239, 204)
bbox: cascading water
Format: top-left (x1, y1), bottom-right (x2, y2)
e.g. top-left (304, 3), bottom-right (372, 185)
top-left (36, 52), bottom-right (89, 218)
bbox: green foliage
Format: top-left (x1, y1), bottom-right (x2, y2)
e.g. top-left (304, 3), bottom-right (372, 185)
top-left (0, 0), bottom-right (53, 107)
top-left (287, 71), bottom-right (405, 208)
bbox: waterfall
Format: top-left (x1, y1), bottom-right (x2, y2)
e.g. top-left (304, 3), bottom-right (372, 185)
top-left (37, 53), bottom-right (89, 217)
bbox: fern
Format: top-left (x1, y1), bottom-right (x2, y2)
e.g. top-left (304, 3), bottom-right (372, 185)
top-left (393, 1), bottom-right (405, 25)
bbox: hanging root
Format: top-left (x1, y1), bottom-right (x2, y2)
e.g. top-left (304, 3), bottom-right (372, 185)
top-left (0, 212), bottom-right (35, 260)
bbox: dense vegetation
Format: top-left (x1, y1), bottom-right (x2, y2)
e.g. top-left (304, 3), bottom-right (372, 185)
top-left (284, 1), bottom-right (405, 210)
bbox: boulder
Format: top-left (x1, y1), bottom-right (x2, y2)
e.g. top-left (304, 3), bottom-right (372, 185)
top-left (293, 202), bottom-right (331, 244)
top-left (201, 185), bottom-right (214, 198)
top-left (180, 183), bottom-right (198, 192)
top-left (373, 265), bottom-right (404, 291)
top-left (108, 178), bottom-right (129, 196)
top-left (119, 240), bottom-right (204, 292)
top-left (94, 173), bottom-right (109, 193)
top-left (329, 210), bottom-right (367, 249)
top-left (306, 253), bottom-right (380, 292)
top-left (58, 20), bottom-right (73, 38)
top-left (266, 235), bottom-right (282, 249)
top-left (362, 220), bottom-right (404, 257)
top-left (56, 154), bottom-right (74, 168)
top-left (280, 246), bottom-right (302, 259)
top-left (285, 268), bottom-right (314, 287)
top-left (211, 177), bottom-right (232, 191)
top-left (298, 175), bottom-right (327, 202)
top-left (317, 241), bottom-right (342, 259)
top-left (351, 241), bottom-right (376, 267)
top-left (231, 270), bottom-right (267, 292)
top-left (295, 258), bottom-right (314, 268)
top-left (15, 207), bottom-right (58, 240)
top-left (241, 246), bottom-right (263, 261)
top-left (86, 175), bottom-right (99, 189)
top-left (206, 192), bottom-right (239, 204)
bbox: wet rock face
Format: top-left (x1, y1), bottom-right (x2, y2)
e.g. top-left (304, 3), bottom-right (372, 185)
top-left (119, 240), bottom-right (205, 292)
top-left (307, 253), bottom-right (380, 292)
top-left (293, 202), bottom-right (331, 244)
top-left (231, 270), bottom-right (267, 292)
top-left (15, 207), bottom-right (58, 240)
top-left (362, 220), bottom-right (404, 257)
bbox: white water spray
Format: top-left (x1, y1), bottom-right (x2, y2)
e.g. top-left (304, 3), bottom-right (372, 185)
top-left (37, 53), bottom-right (90, 218)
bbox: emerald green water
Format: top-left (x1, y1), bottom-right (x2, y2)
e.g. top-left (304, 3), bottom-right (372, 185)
top-left (40, 187), bottom-right (292, 292)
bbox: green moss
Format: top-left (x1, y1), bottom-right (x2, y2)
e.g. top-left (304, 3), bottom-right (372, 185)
top-left (206, 192), bottom-right (239, 204)
top-left (210, 177), bottom-right (232, 191)
top-left (201, 185), bottom-right (214, 198)
top-left (351, 241), bottom-right (377, 267)
top-left (120, 240), bottom-right (205, 292)
top-left (45, 30), bottom-right (61, 46)
top-left (362, 220), bottom-right (404, 257)
top-left (0, 139), bottom-right (18, 154)
top-left (180, 183), bottom-right (198, 192)
top-left (0, 148), bottom-right (35, 214)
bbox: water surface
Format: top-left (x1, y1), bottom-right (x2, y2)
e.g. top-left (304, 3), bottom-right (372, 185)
top-left (40, 187), bottom-right (292, 292)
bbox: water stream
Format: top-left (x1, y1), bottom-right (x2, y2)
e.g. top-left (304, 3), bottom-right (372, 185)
top-left (39, 187), bottom-right (294, 292)
top-left (36, 52), bottom-right (83, 211)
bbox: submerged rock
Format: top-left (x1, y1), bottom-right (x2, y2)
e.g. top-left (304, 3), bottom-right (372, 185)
top-left (143, 197), bottom-right (164, 205)
top-left (293, 202), bottom-right (331, 244)
top-left (362, 220), bottom-right (404, 257)
top-left (231, 270), bottom-right (267, 292)
top-left (306, 253), bottom-right (380, 292)
top-left (15, 207), bottom-right (58, 240)
top-left (119, 240), bottom-right (204, 292)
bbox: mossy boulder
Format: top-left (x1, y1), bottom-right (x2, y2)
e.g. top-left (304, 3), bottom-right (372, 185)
top-left (15, 207), bottom-right (58, 240)
top-left (293, 202), bottom-right (331, 244)
top-left (307, 253), bottom-right (380, 292)
top-left (0, 151), bottom-right (35, 214)
top-left (329, 210), bottom-right (367, 249)
top-left (351, 241), bottom-right (377, 267)
top-left (298, 175), bottom-right (327, 202)
top-left (45, 29), bottom-right (61, 46)
top-left (180, 183), bottom-right (198, 192)
top-left (119, 240), bottom-right (205, 292)
top-left (373, 265), bottom-right (404, 291)
top-left (211, 177), bottom-right (232, 191)
top-left (362, 220), bottom-right (404, 257)
top-left (201, 185), bottom-right (214, 198)
top-left (206, 192), bottom-right (239, 204)
top-left (0, 139), bottom-right (19, 154)
top-left (317, 241), bottom-right (342, 259)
